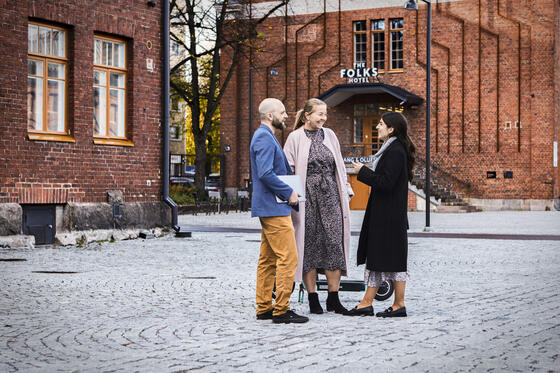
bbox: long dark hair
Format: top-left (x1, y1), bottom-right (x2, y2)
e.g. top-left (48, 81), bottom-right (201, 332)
top-left (381, 111), bottom-right (416, 181)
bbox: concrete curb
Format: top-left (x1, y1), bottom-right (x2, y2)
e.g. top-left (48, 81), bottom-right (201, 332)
top-left (0, 235), bottom-right (35, 249)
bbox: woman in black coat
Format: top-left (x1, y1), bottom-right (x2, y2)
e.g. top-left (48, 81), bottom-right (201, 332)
top-left (345, 112), bottom-right (415, 317)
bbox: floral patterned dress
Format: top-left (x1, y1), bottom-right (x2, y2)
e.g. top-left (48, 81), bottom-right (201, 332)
top-left (302, 128), bottom-right (346, 275)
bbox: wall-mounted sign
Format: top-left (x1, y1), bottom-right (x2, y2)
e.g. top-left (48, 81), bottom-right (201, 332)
top-left (340, 63), bottom-right (378, 84)
top-left (343, 156), bottom-right (374, 164)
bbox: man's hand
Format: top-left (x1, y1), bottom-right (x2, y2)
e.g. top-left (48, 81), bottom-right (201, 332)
top-left (287, 190), bottom-right (300, 205)
top-left (351, 161), bottom-right (364, 173)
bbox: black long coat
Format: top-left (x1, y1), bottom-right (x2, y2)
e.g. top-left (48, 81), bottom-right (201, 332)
top-left (356, 139), bottom-right (409, 272)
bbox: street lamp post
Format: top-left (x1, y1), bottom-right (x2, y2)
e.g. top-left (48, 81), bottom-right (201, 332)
top-left (248, 65), bottom-right (274, 142)
top-left (405, 0), bottom-right (431, 229)
top-left (248, 66), bottom-right (256, 196)
top-left (248, 66), bottom-right (255, 151)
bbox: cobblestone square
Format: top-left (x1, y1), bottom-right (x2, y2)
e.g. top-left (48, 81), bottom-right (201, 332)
top-left (1, 211), bottom-right (559, 372)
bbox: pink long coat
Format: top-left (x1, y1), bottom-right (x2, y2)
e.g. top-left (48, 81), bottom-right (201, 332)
top-left (283, 127), bottom-right (353, 283)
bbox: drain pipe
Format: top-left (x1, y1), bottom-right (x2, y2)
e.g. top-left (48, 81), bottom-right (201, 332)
top-left (161, 0), bottom-right (181, 233)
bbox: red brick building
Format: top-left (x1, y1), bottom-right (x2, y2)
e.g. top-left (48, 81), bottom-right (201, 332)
top-left (220, 0), bottom-right (560, 211)
top-left (0, 0), bottom-right (170, 243)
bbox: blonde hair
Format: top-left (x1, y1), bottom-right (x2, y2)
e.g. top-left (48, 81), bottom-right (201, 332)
top-left (293, 98), bottom-right (327, 130)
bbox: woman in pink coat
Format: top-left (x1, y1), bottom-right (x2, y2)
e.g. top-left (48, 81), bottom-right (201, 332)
top-left (283, 98), bottom-right (353, 314)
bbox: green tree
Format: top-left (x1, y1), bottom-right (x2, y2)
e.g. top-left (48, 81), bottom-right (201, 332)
top-left (180, 57), bottom-right (221, 174)
top-left (169, 0), bottom-right (289, 193)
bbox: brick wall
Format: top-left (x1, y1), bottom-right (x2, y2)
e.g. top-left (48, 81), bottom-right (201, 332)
top-left (0, 0), bottom-right (163, 206)
top-left (220, 0), bottom-right (558, 203)
top-left (555, 0), bottom-right (560, 202)
top-left (407, 189), bottom-right (417, 211)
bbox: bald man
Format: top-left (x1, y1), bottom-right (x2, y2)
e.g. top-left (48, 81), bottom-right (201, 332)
top-left (250, 98), bottom-right (308, 324)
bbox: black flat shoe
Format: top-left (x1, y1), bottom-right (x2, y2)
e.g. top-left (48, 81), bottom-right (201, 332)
top-left (343, 305), bottom-right (374, 316)
top-left (376, 306), bottom-right (407, 318)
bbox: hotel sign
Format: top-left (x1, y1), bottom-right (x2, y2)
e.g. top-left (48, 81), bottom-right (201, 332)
top-left (340, 63), bottom-right (378, 84)
top-left (343, 156), bottom-right (374, 164)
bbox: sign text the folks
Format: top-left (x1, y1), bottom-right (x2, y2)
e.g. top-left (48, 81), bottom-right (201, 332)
top-left (340, 62), bottom-right (378, 83)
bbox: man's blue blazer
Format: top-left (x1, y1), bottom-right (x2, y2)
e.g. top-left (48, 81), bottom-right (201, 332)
top-left (250, 124), bottom-right (294, 217)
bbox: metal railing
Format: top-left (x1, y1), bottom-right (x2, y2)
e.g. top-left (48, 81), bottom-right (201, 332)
top-left (412, 158), bottom-right (471, 203)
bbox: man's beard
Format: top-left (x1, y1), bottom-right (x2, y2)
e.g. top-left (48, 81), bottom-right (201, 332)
top-left (271, 117), bottom-right (286, 130)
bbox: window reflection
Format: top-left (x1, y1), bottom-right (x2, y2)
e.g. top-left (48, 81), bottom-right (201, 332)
top-left (27, 23), bottom-right (66, 134)
top-left (27, 76), bottom-right (43, 131)
top-left (390, 18), bottom-right (404, 70)
top-left (93, 38), bottom-right (127, 139)
top-left (47, 79), bottom-right (64, 132)
top-left (353, 118), bottom-right (363, 143)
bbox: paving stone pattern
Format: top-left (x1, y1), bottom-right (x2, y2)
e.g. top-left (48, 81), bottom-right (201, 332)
top-left (1, 212), bottom-right (559, 372)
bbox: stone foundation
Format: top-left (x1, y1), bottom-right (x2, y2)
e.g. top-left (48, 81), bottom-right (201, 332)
top-left (0, 201), bottom-right (171, 237)
top-left (63, 202), bottom-right (171, 231)
top-left (0, 204), bottom-right (22, 235)
top-left (467, 199), bottom-right (556, 211)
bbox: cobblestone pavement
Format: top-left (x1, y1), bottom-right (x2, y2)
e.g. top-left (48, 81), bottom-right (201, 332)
top-left (1, 211), bottom-right (559, 372)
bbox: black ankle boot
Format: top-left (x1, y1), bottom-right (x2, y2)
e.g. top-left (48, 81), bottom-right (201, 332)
top-left (326, 291), bottom-right (348, 314)
top-left (308, 292), bottom-right (323, 314)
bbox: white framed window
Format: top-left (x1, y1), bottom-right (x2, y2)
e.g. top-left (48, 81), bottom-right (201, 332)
top-left (171, 40), bottom-right (181, 55)
top-left (170, 125), bottom-right (181, 140)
